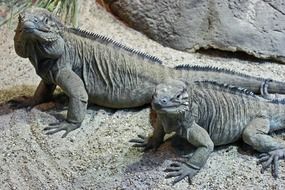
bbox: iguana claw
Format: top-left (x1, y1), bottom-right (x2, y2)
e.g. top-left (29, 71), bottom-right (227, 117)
top-left (43, 121), bottom-right (81, 138)
top-left (129, 134), bottom-right (161, 151)
top-left (257, 148), bottom-right (285, 178)
top-left (164, 161), bottom-right (199, 185)
top-left (129, 135), bottom-right (152, 151)
top-left (8, 96), bottom-right (35, 111)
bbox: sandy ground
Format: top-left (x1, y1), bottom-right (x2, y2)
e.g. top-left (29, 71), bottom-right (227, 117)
top-left (1, 1), bottom-right (285, 189)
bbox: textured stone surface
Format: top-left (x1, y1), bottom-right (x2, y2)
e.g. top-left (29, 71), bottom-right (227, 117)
top-left (110, 0), bottom-right (285, 63)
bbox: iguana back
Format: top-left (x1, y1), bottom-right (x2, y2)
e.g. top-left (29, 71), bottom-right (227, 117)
top-left (60, 28), bottom-right (170, 108)
top-left (186, 82), bottom-right (285, 145)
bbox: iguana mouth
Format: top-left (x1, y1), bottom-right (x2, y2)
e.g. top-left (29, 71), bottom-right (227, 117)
top-left (20, 19), bottom-right (50, 34)
top-left (22, 27), bottom-right (34, 33)
top-left (20, 25), bottom-right (57, 42)
top-left (155, 104), bottom-right (189, 114)
top-left (36, 27), bottom-right (50, 33)
top-left (23, 27), bottom-right (50, 33)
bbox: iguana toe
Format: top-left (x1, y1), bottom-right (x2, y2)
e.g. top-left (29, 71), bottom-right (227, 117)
top-left (164, 161), bottom-right (199, 185)
top-left (8, 96), bottom-right (35, 110)
top-left (258, 148), bottom-right (285, 178)
top-left (130, 135), bottom-right (162, 151)
top-left (129, 135), bottom-right (152, 150)
top-left (44, 121), bottom-right (81, 138)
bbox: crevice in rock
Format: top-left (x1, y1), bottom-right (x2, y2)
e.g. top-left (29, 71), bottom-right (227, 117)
top-left (197, 48), bottom-right (284, 64)
top-left (265, 0), bottom-right (285, 15)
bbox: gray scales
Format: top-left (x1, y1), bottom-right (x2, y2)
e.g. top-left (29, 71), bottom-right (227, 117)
top-left (130, 79), bottom-right (285, 185)
top-left (10, 7), bottom-right (285, 137)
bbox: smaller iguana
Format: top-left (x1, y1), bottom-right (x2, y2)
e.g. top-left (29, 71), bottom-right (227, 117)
top-left (130, 79), bottom-right (285, 185)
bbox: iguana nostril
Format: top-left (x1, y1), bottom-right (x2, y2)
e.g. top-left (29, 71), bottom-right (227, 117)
top-left (160, 98), bottom-right (167, 104)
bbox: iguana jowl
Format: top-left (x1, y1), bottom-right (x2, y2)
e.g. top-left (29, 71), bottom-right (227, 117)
top-left (131, 79), bottom-right (285, 185)
top-left (12, 7), bottom-right (285, 137)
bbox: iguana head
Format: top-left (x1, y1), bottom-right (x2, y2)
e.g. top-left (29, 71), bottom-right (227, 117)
top-left (14, 7), bottom-right (64, 58)
top-left (152, 79), bottom-right (189, 115)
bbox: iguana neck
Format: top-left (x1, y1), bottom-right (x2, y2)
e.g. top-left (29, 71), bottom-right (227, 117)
top-left (157, 111), bottom-right (188, 133)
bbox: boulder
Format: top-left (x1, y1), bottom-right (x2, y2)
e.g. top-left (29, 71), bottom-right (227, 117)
top-left (109, 0), bottom-right (285, 63)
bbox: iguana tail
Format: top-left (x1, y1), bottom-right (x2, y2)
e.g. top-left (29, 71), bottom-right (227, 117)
top-left (175, 65), bottom-right (285, 95)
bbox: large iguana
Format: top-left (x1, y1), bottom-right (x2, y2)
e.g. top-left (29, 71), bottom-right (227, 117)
top-left (11, 7), bottom-right (285, 137)
top-left (130, 79), bottom-right (285, 185)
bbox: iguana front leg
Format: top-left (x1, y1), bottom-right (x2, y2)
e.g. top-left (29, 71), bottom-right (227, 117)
top-left (242, 117), bottom-right (285, 178)
top-left (8, 80), bottom-right (56, 110)
top-left (130, 118), bottom-right (165, 151)
top-left (43, 69), bottom-right (88, 138)
top-left (165, 122), bottom-right (214, 185)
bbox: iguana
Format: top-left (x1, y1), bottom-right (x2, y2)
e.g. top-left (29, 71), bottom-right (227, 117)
top-left (11, 7), bottom-right (285, 137)
top-left (130, 79), bottom-right (285, 185)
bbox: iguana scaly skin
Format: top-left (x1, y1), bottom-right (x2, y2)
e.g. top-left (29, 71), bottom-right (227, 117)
top-left (11, 7), bottom-right (285, 137)
top-left (131, 79), bottom-right (285, 185)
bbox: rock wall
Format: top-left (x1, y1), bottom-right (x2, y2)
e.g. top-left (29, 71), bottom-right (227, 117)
top-left (109, 0), bottom-right (285, 63)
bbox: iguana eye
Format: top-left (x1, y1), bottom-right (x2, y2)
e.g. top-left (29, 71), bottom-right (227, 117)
top-left (176, 94), bottom-right (181, 99)
top-left (44, 17), bottom-right (48, 24)
top-left (152, 92), bottom-right (157, 99)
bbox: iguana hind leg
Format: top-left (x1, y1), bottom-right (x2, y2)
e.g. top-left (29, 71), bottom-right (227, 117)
top-left (242, 117), bottom-right (285, 178)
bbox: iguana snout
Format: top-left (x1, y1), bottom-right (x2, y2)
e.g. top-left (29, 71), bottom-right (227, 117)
top-left (152, 80), bottom-right (189, 114)
top-left (18, 13), bottom-right (50, 33)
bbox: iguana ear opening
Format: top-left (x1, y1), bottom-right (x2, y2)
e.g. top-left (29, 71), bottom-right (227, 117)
top-left (177, 78), bottom-right (190, 86)
top-left (48, 13), bottom-right (64, 32)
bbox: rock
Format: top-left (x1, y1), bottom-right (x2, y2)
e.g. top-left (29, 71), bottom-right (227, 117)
top-left (109, 0), bottom-right (285, 63)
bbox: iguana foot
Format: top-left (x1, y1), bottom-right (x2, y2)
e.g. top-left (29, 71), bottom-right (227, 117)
top-left (164, 161), bottom-right (199, 185)
top-left (260, 79), bottom-right (282, 101)
top-left (129, 135), bottom-right (161, 151)
top-left (8, 96), bottom-right (36, 111)
top-left (257, 148), bottom-right (285, 178)
top-left (43, 121), bottom-right (81, 138)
